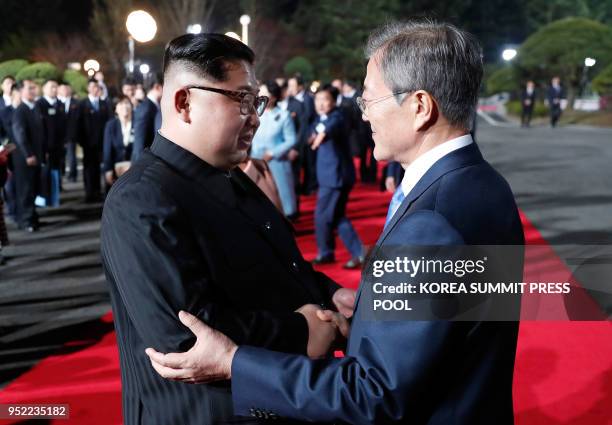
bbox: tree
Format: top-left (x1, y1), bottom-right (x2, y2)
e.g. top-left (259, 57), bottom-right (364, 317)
top-left (485, 67), bottom-right (520, 96)
top-left (284, 56), bottom-right (315, 82)
top-left (63, 69), bottom-right (89, 98)
top-left (30, 33), bottom-right (93, 71)
top-left (592, 63), bottom-right (612, 95)
top-left (0, 59), bottom-right (29, 82)
top-left (517, 17), bottom-right (612, 109)
top-left (15, 62), bottom-right (61, 85)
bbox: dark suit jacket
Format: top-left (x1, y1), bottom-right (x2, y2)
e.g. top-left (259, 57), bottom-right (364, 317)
top-left (101, 133), bottom-right (340, 425)
top-left (77, 97), bottom-right (110, 149)
top-left (36, 97), bottom-right (66, 168)
top-left (131, 97), bottom-right (160, 162)
top-left (547, 86), bottom-right (564, 107)
top-left (292, 92), bottom-right (316, 149)
top-left (103, 117), bottom-right (133, 173)
top-left (63, 97), bottom-right (80, 144)
top-left (231, 141), bottom-right (525, 425)
top-left (0, 105), bottom-right (15, 142)
top-left (11, 103), bottom-right (44, 161)
top-left (312, 108), bottom-right (356, 188)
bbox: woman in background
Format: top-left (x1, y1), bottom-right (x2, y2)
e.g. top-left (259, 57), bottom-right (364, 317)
top-left (250, 81), bottom-right (298, 219)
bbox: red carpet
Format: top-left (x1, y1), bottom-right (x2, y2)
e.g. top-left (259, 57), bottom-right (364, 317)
top-left (1, 184), bottom-right (611, 424)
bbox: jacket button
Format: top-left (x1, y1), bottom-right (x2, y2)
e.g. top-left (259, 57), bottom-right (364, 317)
top-left (291, 261), bottom-right (299, 271)
top-left (264, 221), bottom-right (272, 230)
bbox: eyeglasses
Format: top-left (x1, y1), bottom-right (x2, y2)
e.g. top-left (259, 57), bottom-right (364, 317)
top-left (356, 91), bottom-right (410, 115)
top-left (185, 85), bottom-right (269, 117)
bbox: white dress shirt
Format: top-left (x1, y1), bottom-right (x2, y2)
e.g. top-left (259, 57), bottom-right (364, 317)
top-left (400, 134), bottom-right (473, 198)
top-left (3, 95), bottom-right (11, 107)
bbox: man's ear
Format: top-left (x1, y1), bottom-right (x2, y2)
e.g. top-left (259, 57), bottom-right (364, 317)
top-left (175, 88), bottom-right (191, 124)
top-left (412, 90), bottom-right (438, 132)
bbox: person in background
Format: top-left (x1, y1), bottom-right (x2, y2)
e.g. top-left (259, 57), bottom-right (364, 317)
top-left (121, 77), bottom-right (138, 108)
top-left (58, 82), bottom-right (79, 182)
top-left (94, 71), bottom-right (109, 101)
top-left (547, 76), bottom-right (563, 128)
top-left (36, 78), bottom-right (65, 207)
top-left (310, 84), bottom-right (365, 269)
top-left (0, 75), bottom-right (15, 110)
top-left (0, 142), bottom-right (11, 264)
top-left (12, 79), bottom-right (44, 232)
top-left (78, 78), bottom-right (110, 202)
top-left (521, 80), bottom-right (536, 128)
top-left (131, 76), bottom-right (162, 162)
top-left (134, 84), bottom-right (146, 106)
top-left (288, 75), bottom-right (317, 194)
top-left (250, 81), bottom-right (298, 219)
top-left (0, 84), bottom-right (21, 220)
top-left (103, 95), bottom-right (134, 189)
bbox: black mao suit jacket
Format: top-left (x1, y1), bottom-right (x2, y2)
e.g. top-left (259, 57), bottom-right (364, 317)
top-left (101, 132), bottom-right (340, 425)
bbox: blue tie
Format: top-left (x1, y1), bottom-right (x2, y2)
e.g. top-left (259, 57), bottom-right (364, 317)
top-left (384, 187), bottom-right (406, 228)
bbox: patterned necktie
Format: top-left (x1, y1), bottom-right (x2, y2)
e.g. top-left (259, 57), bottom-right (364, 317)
top-left (384, 186), bottom-right (406, 228)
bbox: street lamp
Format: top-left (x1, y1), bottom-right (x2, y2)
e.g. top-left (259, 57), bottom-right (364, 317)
top-left (140, 63), bottom-right (150, 86)
top-left (239, 15), bottom-right (251, 46)
top-left (187, 24), bottom-right (202, 34)
top-left (84, 59), bottom-right (100, 77)
top-left (580, 57), bottom-right (597, 97)
top-left (584, 57), bottom-right (596, 67)
top-left (126, 10), bottom-right (157, 74)
top-left (225, 32), bottom-right (241, 41)
top-left (502, 48), bottom-right (517, 61)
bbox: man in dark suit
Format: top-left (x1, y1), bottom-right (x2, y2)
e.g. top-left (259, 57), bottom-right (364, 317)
top-left (11, 79), bottom-right (44, 231)
top-left (101, 33), bottom-right (353, 425)
top-left (288, 75), bottom-right (317, 194)
top-left (521, 80), bottom-right (536, 128)
top-left (130, 76), bottom-right (162, 162)
top-left (1, 76), bottom-right (15, 110)
top-left (36, 79), bottom-right (65, 206)
top-left (58, 82), bottom-right (80, 182)
top-left (547, 76), bottom-right (564, 128)
top-left (340, 80), bottom-right (377, 183)
top-left (147, 21), bottom-right (525, 425)
top-left (0, 83), bottom-right (20, 220)
top-left (78, 78), bottom-right (110, 202)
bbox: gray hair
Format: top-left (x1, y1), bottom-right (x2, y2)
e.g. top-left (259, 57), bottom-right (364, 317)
top-left (365, 20), bottom-right (483, 128)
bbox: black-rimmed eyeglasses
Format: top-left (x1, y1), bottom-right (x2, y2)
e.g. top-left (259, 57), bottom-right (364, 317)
top-left (186, 85), bottom-right (269, 117)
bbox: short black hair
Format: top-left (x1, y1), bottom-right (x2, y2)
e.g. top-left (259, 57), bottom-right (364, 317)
top-left (10, 83), bottom-right (19, 94)
top-left (145, 73), bottom-right (162, 93)
top-left (163, 33), bottom-right (255, 83)
top-left (2, 75), bottom-right (15, 84)
top-left (114, 95), bottom-right (133, 108)
top-left (15, 80), bottom-right (32, 90)
top-left (290, 75), bottom-right (305, 87)
top-left (43, 78), bottom-right (59, 85)
top-left (263, 80), bottom-right (281, 106)
top-left (317, 83), bottom-right (339, 100)
top-left (122, 77), bottom-right (137, 87)
top-left (88, 78), bottom-right (98, 85)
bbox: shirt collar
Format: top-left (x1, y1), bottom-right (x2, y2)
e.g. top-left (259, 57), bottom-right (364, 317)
top-left (88, 95), bottom-right (99, 104)
top-left (44, 96), bottom-right (57, 106)
top-left (295, 90), bottom-right (305, 101)
top-left (3, 94), bottom-right (11, 105)
top-left (22, 99), bottom-right (36, 110)
top-left (147, 93), bottom-right (160, 109)
top-left (150, 132), bottom-right (238, 207)
top-left (400, 134), bottom-right (473, 197)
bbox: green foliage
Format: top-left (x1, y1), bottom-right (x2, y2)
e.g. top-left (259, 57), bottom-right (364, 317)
top-left (284, 56), bottom-right (315, 82)
top-left (63, 69), bottom-right (89, 98)
top-left (0, 59), bottom-right (29, 82)
top-left (15, 62), bottom-right (61, 85)
top-left (290, 0), bottom-right (399, 82)
top-left (592, 63), bottom-right (612, 95)
top-left (518, 17), bottom-right (612, 86)
top-left (506, 100), bottom-right (549, 118)
top-left (486, 67), bottom-right (520, 95)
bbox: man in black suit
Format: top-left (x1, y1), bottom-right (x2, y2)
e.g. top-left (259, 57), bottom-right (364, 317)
top-left (58, 82), bottom-right (80, 182)
top-left (0, 83), bottom-right (20, 220)
top-left (78, 78), bottom-right (110, 202)
top-left (36, 79), bottom-right (65, 206)
top-left (11, 79), bottom-right (44, 231)
top-left (1, 76), bottom-right (15, 110)
top-left (521, 80), bottom-right (536, 128)
top-left (288, 75), bottom-right (317, 194)
top-left (101, 33), bottom-right (352, 425)
top-left (547, 76), bottom-right (564, 128)
top-left (131, 76), bottom-right (162, 162)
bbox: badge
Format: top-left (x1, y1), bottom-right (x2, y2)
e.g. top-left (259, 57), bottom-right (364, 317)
top-left (48, 108), bottom-right (56, 116)
top-left (316, 123), bottom-right (326, 134)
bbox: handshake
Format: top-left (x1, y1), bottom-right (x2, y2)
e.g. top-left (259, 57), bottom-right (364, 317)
top-left (296, 287), bottom-right (355, 358)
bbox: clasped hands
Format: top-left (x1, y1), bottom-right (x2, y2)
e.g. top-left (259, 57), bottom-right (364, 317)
top-left (145, 288), bottom-right (356, 384)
